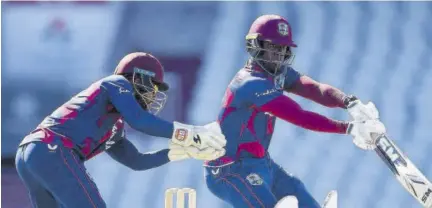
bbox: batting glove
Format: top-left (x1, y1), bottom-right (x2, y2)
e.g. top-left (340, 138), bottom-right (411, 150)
top-left (346, 98), bottom-right (380, 121)
top-left (347, 119), bottom-right (386, 150)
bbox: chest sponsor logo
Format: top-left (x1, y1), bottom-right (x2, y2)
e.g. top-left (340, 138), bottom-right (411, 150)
top-left (255, 89), bottom-right (278, 98)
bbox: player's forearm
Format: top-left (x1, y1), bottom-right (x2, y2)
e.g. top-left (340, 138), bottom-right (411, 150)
top-left (113, 96), bottom-right (174, 138)
top-left (107, 140), bottom-right (171, 170)
top-left (102, 81), bottom-right (174, 138)
top-left (127, 115), bottom-right (174, 138)
top-left (291, 110), bottom-right (348, 133)
top-left (127, 149), bottom-right (171, 171)
top-left (261, 96), bottom-right (348, 134)
top-left (289, 76), bottom-right (346, 108)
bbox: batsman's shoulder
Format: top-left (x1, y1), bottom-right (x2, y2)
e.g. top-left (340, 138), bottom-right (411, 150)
top-left (237, 76), bottom-right (280, 105)
top-left (283, 66), bottom-right (303, 80)
top-left (241, 76), bottom-right (274, 94)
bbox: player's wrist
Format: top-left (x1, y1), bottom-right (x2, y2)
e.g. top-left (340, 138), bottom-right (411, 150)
top-left (345, 121), bottom-right (354, 135)
top-left (343, 95), bottom-right (358, 109)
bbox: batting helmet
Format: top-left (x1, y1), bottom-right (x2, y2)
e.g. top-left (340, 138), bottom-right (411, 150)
top-left (246, 15), bottom-right (296, 75)
top-left (246, 14), bottom-right (296, 47)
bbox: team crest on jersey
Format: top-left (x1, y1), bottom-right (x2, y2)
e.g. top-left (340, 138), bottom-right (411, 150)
top-left (246, 173), bottom-right (263, 186)
top-left (278, 22), bottom-right (289, 36)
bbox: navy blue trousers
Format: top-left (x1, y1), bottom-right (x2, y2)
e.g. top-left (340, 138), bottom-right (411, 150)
top-left (205, 157), bottom-right (320, 208)
top-left (15, 140), bottom-right (105, 208)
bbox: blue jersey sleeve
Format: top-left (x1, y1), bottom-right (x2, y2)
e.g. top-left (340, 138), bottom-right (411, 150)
top-left (239, 78), bottom-right (283, 107)
top-left (282, 67), bottom-right (302, 90)
top-left (282, 66), bottom-right (302, 90)
top-left (100, 75), bottom-right (173, 138)
top-left (106, 138), bottom-right (170, 171)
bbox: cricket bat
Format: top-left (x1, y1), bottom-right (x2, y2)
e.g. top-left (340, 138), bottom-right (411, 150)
top-left (347, 100), bottom-right (432, 207)
top-left (373, 133), bottom-right (432, 208)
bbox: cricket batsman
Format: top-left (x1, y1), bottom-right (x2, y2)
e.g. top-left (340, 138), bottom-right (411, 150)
top-left (15, 52), bottom-right (227, 208)
top-left (204, 14), bottom-right (386, 208)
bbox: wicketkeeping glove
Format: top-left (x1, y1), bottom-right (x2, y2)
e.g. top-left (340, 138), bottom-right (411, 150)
top-left (167, 141), bottom-right (226, 161)
top-left (170, 121), bottom-right (226, 150)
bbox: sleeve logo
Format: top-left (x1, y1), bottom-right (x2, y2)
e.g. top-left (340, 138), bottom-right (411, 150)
top-left (119, 88), bottom-right (130, 94)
